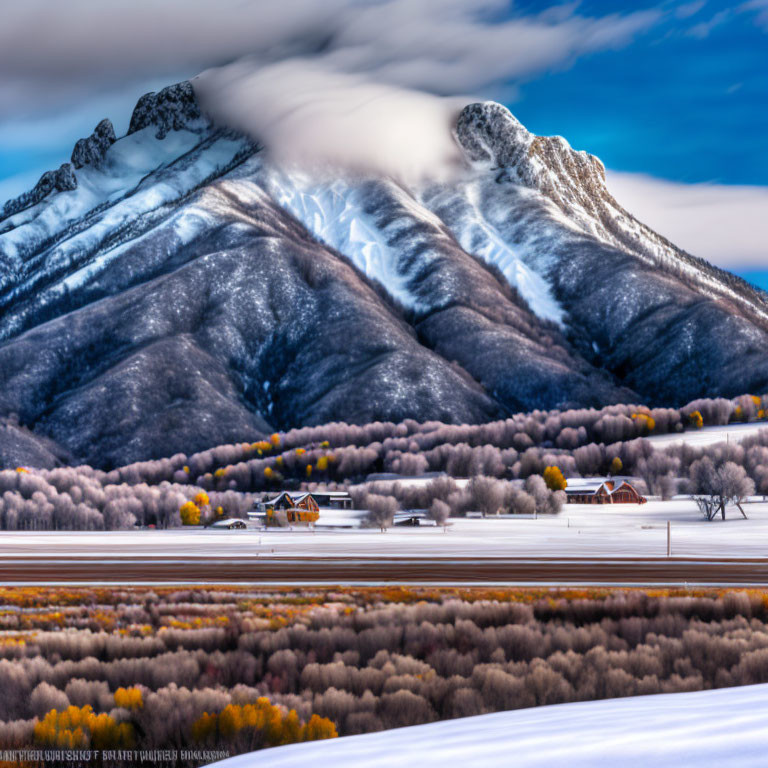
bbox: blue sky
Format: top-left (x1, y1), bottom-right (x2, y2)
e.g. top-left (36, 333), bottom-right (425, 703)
top-left (0, 0), bottom-right (765, 283)
top-left (512, 0), bottom-right (768, 186)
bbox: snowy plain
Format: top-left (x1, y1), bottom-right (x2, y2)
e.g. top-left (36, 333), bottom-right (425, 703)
top-left (2, 498), bottom-right (768, 560)
top-left (647, 422), bottom-right (768, 448)
top-left (209, 684), bottom-right (768, 768)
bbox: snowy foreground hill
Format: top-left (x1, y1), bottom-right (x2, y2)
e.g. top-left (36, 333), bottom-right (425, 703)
top-left (2, 81), bottom-right (768, 467)
top-left (210, 685), bottom-right (768, 768)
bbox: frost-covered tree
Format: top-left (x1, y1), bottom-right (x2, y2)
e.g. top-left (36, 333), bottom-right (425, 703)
top-left (690, 459), bottom-right (754, 520)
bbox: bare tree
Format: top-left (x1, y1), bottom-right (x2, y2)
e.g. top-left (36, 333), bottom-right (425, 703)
top-left (690, 459), bottom-right (754, 520)
top-left (468, 477), bottom-right (505, 517)
top-left (428, 499), bottom-right (450, 527)
top-left (365, 495), bottom-right (398, 532)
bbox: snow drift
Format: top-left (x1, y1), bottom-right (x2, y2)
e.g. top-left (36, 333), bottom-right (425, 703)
top-left (209, 684), bottom-right (768, 768)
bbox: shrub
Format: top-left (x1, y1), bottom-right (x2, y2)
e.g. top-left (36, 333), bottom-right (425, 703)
top-left (191, 699), bottom-right (336, 749)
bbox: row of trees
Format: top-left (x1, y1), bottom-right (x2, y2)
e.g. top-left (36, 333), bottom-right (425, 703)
top-left (353, 475), bottom-right (566, 528)
top-left (5, 425), bottom-right (768, 529)
top-left (5, 393), bottom-right (758, 491)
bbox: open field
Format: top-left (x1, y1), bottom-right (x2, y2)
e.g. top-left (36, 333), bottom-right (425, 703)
top-left (211, 683), bottom-right (768, 768)
top-left (1, 499), bottom-right (768, 584)
top-left (3, 499), bottom-right (768, 559)
top-left (647, 422), bottom-right (768, 448)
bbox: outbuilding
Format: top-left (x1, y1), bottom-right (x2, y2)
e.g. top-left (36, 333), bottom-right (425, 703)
top-left (209, 518), bottom-right (247, 529)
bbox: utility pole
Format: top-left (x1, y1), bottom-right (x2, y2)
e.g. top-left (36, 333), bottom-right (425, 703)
top-left (667, 520), bottom-right (671, 557)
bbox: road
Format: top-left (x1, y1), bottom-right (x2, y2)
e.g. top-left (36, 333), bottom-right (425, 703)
top-left (3, 555), bottom-right (768, 585)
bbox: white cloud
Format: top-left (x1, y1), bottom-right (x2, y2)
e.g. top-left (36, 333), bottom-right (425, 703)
top-left (189, 1), bottom-right (658, 183)
top-left (606, 170), bottom-right (768, 269)
top-left (194, 62), bottom-right (466, 184)
top-left (0, 0), bottom-right (660, 120)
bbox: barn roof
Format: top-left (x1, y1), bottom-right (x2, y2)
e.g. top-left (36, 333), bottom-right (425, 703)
top-left (565, 480), bottom-right (638, 497)
top-left (265, 491), bottom-right (315, 505)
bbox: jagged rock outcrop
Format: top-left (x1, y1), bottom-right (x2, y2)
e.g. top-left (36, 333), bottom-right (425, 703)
top-left (1, 163), bottom-right (77, 220)
top-left (455, 102), bottom-right (767, 316)
top-left (457, 102), bottom-right (613, 217)
top-left (128, 81), bottom-right (203, 139)
top-left (71, 118), bottom-right (116, 168)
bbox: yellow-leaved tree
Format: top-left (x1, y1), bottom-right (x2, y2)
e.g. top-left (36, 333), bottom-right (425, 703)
top-left (191, 698), bottom-right (336, 750)
top-left (34, 705), bottom-right (134, 750)
top-left (543, 466), bottom-right (567, 491)
top-left (180, 501), bottom-right (201, 526)
top-left (114, 686), bottom-right (143, 710)
top-left (631, 412), bottom-right (656, 434)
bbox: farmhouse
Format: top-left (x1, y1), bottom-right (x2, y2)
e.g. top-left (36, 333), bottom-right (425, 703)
top-left (262, 491), bottom-right (320, 524)
top-left (565, 480), bottom-right (646, 505)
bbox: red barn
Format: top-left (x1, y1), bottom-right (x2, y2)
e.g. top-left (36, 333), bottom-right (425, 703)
top-left (565, 480), bottom-right (646, 505)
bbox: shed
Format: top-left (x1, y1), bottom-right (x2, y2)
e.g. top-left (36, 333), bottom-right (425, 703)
top-left (210, 518), bottom-right (247, 529)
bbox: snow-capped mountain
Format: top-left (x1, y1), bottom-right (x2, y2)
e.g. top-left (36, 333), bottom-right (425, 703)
top-left (1, 81), bottom-right (766, 467)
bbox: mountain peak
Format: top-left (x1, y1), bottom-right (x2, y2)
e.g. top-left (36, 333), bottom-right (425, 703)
top-left (456, 101), bottom-right (532, 167)
top-left (128, 81), bottom-right (204, 139)
top-left (71, 118), bottom-right (116, 169)
top-left (456, 101), bottom-right (607, 214)
top-left (1, 163), bottom-right (77, 221)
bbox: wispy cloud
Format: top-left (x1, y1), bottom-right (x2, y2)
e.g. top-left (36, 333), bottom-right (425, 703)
top-left (675, 1), bottom-right (706, 19)
top-left (687, 9), bottom-right (731, 37)
top-left (741, 0), bottom-right (768, 30)
top-left (606, 171), bottom-right (768, 269)
top-left (0, 0), bottom-right (660, 121)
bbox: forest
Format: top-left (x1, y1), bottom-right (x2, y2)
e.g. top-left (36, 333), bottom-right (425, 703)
top-left (1, 586), bottom-right (768, 765)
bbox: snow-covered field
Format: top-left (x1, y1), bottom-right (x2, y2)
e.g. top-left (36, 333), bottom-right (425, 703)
top-left (210, 684), bottom-right (768, 768)
top-left (648, 422), bottom-right (768, 447)
top-left (2, 498), bottom-right (768, 559)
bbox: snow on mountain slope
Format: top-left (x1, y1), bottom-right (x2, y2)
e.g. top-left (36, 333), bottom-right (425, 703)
top-left (0, 121), bottom-right (254, 340)
top-left (429, 102), bottom-right (768, 405)
top-left (418, 176), bottom-right (566, 324)
top-left (210, 684), bottom-right (768, 768)
top-left (451, 101), bottom-right (768, 326)
top-left (261, 167), bottom-right (419, 308)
